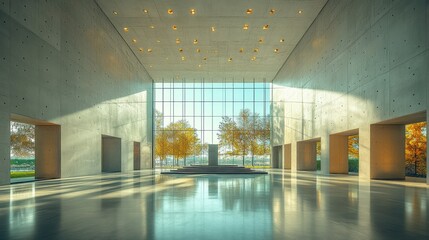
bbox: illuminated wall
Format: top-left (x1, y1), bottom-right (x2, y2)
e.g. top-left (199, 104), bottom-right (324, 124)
top-left (0, 0), bottom-right (153, 184)
top-left (272, 0), bottom-right (429, 180)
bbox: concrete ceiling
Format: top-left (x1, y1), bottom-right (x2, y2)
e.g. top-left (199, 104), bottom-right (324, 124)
top-left (95, 0), bottom-right (327, 82)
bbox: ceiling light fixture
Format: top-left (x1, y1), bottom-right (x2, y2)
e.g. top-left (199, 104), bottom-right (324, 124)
top-left (132, 39), bottom-right (137, 43)
top-left (193, 39), bottom-right (198, 44)
top-left (280, 38), bottom-right (285, 42)
top-left (113, 11), bottom-right (118, 15)
top-left (150, 25), bottom-right (155, 29)
top-left (190, 9), bottom-right (196, 15)
top-left (258, 39), bottom-right (263, 43)
top-left (228, 57), bottom-right (232, 62)
top-left (239, 48), bottom-right (244, 53)
top-left (253, 48), bottom-right (259, 53)
top-left (138, 48), bottom-right (144, 52)
top-left (181, 56), bottom-right (185, 61)
top-left (246, 9), bottom-right (253, 14)
top-left (179, 48), bottom-right (183, 52)
top-left (172, 25), bottom-right (177, 30)
top-left (176, 38), bottom-right (180, 44)
top-left (251, 56), bottom-right (256, 61)
top-left (147, 48), bottom-right (152, 53)
top-left (270, 9), bottom-right (275, 14)
top-left (243, 24), bottom-right (249, 30)
top-left (143, 9), bottom-right (148, 13)
top-left (263, 24), bottom-right (269, 30)
top-left (167, 9), bottom-right (174, 14)
top-left (198, 64), bottom-right (201, 68)
top-left (156, 40), bottom-right (161, 43)
top-left (196, 48), bottom-right (201, 53)
top-left (298, 10), bottom-right (303, 14)
top-left (211, 26), bottom-right (216, 32)
top-left (203, 57), bottom-right (207, 60)
top-left (274, 48), bottom-right (279, 53)
top-left (123, 27), bottom-right (129, 32)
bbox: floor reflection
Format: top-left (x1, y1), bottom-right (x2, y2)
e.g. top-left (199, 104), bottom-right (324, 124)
top-left (0, 170), bottom-right (427, 239)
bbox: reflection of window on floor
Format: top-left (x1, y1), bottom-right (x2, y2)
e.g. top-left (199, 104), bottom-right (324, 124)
top-left (348, 135), bottom-right (359, 173)
top-left (154, 80), bottom-right (271, 168)
top-left (405, 122), bottom-right (427, 178)
top-left (10, 121), bottom-right (35, 181)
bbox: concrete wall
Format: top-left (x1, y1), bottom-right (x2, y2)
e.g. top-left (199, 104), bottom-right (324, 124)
top-left (272, 0), bottom-right (428, 181)
top-left (0, 0), bottom-right (153, 185)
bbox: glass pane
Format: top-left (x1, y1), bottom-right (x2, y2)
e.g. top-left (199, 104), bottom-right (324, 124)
top-left (194, 88), bottom-right (202, 101)
top-left (155, 88), bottom-right (163, 102)
top-left (212, 117), bottom-right (222, 130)
top-left (195, 102), bottom-right (202, 116)
top-left (204, 102), bottom-right (212, 117)
top-left (155, 102), bottom-right (163, 113)
top-left (163, 102), bottom-right (173, 116)
top-left (185, 88), bottom-right (193, 101)
top-left (224, 102), bottom-right (233, 117)
top-left (194, 118), bottom-right (202, 130)
top-left (233, 80), bottom-right (243, 88)
top-left (225, 89), bottom-right (233, 101)
top-left (185, 102), bottom-right (194, 116)
top-left (244, 101), bottom-right (254, 112)
top-left (212, 102), bottom-right (223, 116)
top-left (174, 88), bottom-right (183, 102)
top-left (203, 88), bottom-right (213, 101)
top-left (254, 102), bottom-right (265, 116)
top-left (203, 117), bottom-right (213, 130)
top-left (163, 89), bottom-right (172, 101)
top-left (234, 102), bottom-right (244, 116)
top-left (174, 102), bottom-right (183, 116)
top-left (244, 88), bottom-right (254, 101)
top-left (244, 82), bottom-right (254, 88)
top-left (255, 88), bottom-right (264, 101)
top-left (213, 89), bottom-right (223, 100)
top-left (234, 88), bottom-right (243, 101)
top-left (163, 82), bottom-right (171, 88)
top-left (212, 82), bottom-right (224, 88)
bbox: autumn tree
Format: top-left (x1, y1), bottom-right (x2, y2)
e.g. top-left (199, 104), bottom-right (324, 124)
top-left (348, 135), bottom-right (359, 159)
top-left (405, 122), bottom-right (427, 177)
top-left (10, 121), bottom-right (35, 158)
top-left (218, 109), bottom-right (270, 166)
top-left (165, 120), bottom-right (201, 166)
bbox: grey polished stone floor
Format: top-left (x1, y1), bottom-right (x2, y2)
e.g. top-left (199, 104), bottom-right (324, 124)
top-left (0, 170), bottom-right (428, 240)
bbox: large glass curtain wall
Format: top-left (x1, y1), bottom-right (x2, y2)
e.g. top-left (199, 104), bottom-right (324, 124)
top-left (154, 79), bottom-right (271, 168)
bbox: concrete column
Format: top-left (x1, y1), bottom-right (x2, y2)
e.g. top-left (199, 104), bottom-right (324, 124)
top-left (297, 141), bottom-right (317, 171)
top-left (102, 136), bottom-right (121, 172)
top-left (35, 125), bottom-right (61, 180)
top-left (208, 144), bottom-right (218, 166)
top-left (329, 135), bottom-right (349, 174)
top-left (0, 116), bottom-right (10, 185)
top-left (359, 125), bottom-right (371, 180)
top-left (370, 124), bottom-right (405, 179)
top-left (284, 144), bottom-right (291, 169)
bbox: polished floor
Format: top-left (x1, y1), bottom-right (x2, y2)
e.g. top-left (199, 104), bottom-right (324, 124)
top-left (0, 170), bottom-right (428, 240)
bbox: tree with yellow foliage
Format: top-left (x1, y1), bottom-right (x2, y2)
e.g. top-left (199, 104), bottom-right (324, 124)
top-left (405, 122), bottom-right (427, 177)
top-left (165, 120), bottom-right (201, 166)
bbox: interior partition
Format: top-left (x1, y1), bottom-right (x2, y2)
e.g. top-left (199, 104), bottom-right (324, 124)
top-left (35, 125), bottom-right (61, 180)
top-left (102, 136), bottom-right (122, 173)
top-left (297, 140), bottom-right (317, 171)
top-left (271, 146), bottom-right (282, 169)
top-left (370, 124), bottom-right (405, 179)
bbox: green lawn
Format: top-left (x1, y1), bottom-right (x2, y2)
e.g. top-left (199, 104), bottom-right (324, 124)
top-left (11, 171), bottom-right (35, 178)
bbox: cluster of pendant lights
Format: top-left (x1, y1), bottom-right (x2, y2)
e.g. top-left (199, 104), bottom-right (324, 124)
top-left (115, 7), bottom-right (303, 63)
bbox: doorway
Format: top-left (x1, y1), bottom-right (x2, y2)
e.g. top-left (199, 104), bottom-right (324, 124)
top-left (102, 135), bottom-right (121, 172)
top-left (10, 114), bottom-right (61, 183)
top-left (10, 121), bottom-right (35, 183)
